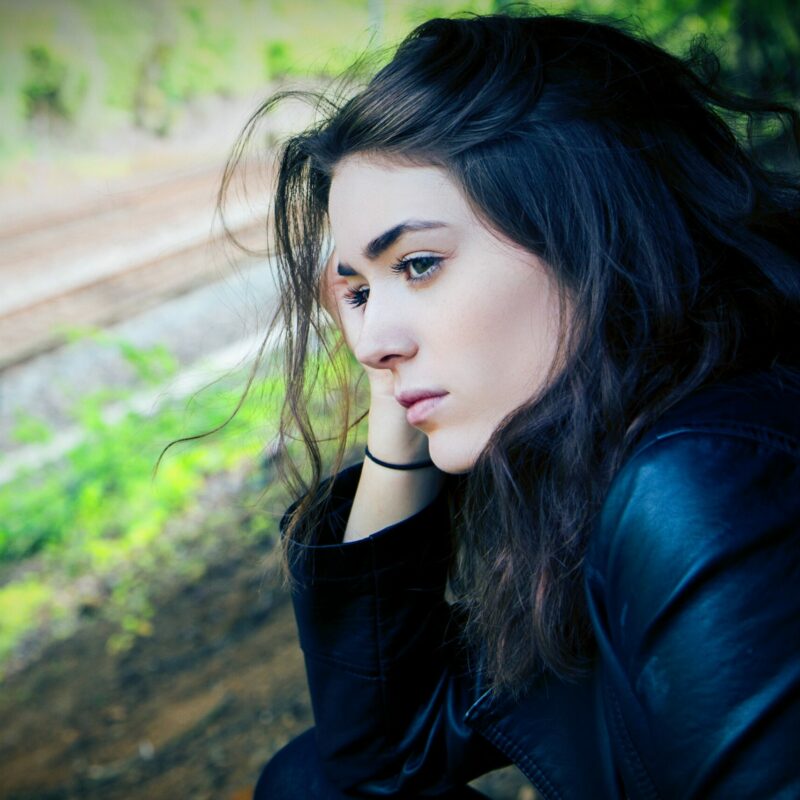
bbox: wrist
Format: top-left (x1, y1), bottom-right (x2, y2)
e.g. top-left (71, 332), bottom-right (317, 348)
top-left (344, 455), bottom-right (446, 542)
top-left (364, 444), bottom-right (434, 470)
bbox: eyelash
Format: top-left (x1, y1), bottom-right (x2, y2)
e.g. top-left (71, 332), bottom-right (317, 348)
top-left (343, 255), bottom-right (443, 309)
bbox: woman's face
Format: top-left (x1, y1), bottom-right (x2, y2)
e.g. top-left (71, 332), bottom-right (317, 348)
top-left (327, 155), bottom-right (566, 474)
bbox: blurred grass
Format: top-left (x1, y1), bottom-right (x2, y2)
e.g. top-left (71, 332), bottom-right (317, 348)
top-left (0, 336), bottom-right (366, 673)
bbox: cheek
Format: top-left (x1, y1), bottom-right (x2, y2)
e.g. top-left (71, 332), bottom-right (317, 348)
top-left (453, 281), bottom-right (559, 401)
top-left (434, 295), bottom-right (516, 403)
top-left (458, 281), bottom-right (535, 359)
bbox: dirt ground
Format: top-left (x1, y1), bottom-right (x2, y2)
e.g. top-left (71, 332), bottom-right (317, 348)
top-left (0, 489), bottom-right (533, 800)
top-left (0, 530), bottom-right (307, 799)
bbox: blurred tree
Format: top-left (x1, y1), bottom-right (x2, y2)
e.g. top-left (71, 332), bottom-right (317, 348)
top-left (664, 0), bottom-right (799, 164)
top-left (133, 41), bottom-right (173, 136)
top-left (490, 0), bottom-right (799, 102)
top-left (489, 0), bottom-right (798, 164)
top-left (709, 0), bottom-right (797, 101)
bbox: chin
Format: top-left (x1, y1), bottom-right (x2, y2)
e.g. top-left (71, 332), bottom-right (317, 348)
top-left (427, 434), bottom-right (479, 475)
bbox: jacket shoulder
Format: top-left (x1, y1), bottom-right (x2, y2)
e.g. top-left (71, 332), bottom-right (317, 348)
top-left (632, 365), bottom-right (800, 459)
top-left (585, 368), bottom-right (800, 797)
top-left (588, 366), bottom-right (800, 597)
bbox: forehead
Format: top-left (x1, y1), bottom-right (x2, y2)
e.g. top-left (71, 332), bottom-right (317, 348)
top-left (327, 156), bottom-right (473, 244)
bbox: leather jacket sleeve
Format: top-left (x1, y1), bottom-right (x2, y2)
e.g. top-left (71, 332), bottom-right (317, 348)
top-left (282, 461), bottom-right (509, 797)
top-left (586, 428), bottom-right (800, 799)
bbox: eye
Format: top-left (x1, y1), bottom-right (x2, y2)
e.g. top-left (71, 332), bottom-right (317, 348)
top-left (392, 254), bottom-right (442, 280)
top-left (344, 286), bottom-right (369, 308)
top-left (342, 254), bottom-right (444, 309)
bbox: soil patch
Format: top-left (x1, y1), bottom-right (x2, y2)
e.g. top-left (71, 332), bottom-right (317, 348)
top-left (0, 496), bottom-right (532, 800)
top-left (0, 535), bottom-right (309, 800)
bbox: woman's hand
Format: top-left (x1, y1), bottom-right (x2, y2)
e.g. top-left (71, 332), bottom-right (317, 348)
top-left (319, 252), bottom-right (432, 464)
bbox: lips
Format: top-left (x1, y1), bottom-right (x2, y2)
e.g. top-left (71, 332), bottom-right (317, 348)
top-left (395, 390), bottom-right (448, 408)
top-left (395, 390), bottom-right (449, 427)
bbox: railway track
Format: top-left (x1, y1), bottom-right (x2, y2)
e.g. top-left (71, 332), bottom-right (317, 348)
top-left (0, 160), bottom-right (273, 371)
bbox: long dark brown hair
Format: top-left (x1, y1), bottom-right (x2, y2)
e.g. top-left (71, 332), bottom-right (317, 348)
top-left (218, 11), bottom-right (800, 694)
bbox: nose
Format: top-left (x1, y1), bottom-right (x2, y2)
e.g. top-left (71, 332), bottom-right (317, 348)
top-left (352, 293), bottom-right (417, 370)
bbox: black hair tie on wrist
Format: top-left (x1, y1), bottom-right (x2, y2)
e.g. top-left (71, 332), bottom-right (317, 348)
top-left (364, 445), bottom-right (434, 470)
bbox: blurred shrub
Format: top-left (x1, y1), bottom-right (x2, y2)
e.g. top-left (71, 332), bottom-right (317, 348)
top-left (0, 335), bottom-right (365, 669)
top-left (0, 0), bottom-right (497, 154)
top-left (23, 44), bottom-right (88, 120)
top-left (265, 40), bottom-right (294, 79)
top-left (0, 580), bottom-right (56, 664)
top-left (0, 375), bottom-right (261, 564)
top-left (1, 0), bottom-right (273, 144)
top-left (1, 0), bottom-right (797, 155)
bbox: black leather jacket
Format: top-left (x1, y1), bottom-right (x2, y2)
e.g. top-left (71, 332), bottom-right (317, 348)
top-left (282, 368), bottom-right (800, 799)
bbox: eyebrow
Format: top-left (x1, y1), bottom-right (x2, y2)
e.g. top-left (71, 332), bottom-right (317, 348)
top-left (337, 219), bottom-right (447, 276)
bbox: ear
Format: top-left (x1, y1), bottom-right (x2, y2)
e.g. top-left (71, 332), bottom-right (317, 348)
top-left (318, 249), bottom-right (342, 324)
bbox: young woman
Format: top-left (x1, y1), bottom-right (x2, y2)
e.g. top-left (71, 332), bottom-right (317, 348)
top-left (235, 11), bottom-right (800, 799)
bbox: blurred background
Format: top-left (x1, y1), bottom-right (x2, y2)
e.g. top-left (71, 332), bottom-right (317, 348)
top-left (0, 1), bottom-right (797, 798)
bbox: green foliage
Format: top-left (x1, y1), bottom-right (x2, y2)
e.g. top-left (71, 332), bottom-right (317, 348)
top-left (119, 340), bottom-right (178, 384)
top-left (3, 0), bottom-right (796, 164)
top-left (63, 326), bottom-right (179, 384)
top-left (11, 413), bottom-right (53, 446)
top-left (158, 4), bottom-right (241, 101)
top-left (2, 402), bottom-right (189, 561)
top-left (1, 0), bottom-right (272, 143)
top-left (0, 580), bottom-right (55, 664)
top-left (0, 0), bottom-right (520, 156)
top-left (265, 40), bottom-right (294, 79)
top-left (22, 44), bottom-right (87, 120)
top-left (75, 0), bottom-right (156, 114)
top-left (399, 0), bottom-right (493, 24)
top-left (0, 336), bottom-right (362, 672)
